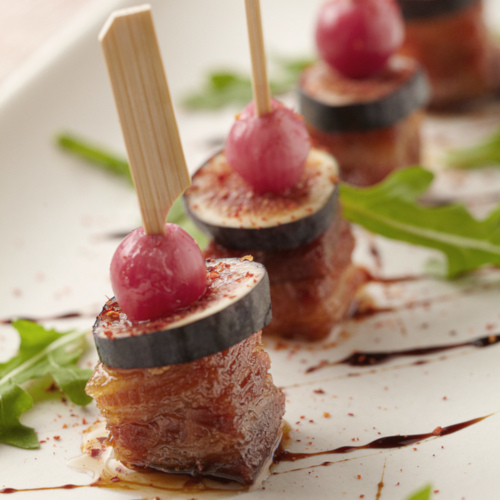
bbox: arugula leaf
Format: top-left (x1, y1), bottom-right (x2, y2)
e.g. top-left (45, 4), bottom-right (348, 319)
top-left (0, 382), bottom-right (38, 448)
top-left (58, 135), bottom-right (500, 277)
top-left (0, 320), bottom-right (92, 449)
top-left (340, 167), bottom-right (500, 278)
top-left (57, 133), bottom-right (133, 184)
top-left (407, 485), bottom-right (432, 500)
top-left (445, 127), bottom-right (500, 169)
top-left (273, 55), bottom-right (316, 75)
top-left (183, 71), bottom-right (253, 110)
top-left (182, 56), bottom-right (314, 110)
top-left (57, 134), bottom-right (209, 248)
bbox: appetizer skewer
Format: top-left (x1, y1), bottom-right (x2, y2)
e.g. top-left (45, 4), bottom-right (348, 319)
top-left (299, 0), bottom-right (429, 186)
top-left (398, 0), bottom-right (500, 108)
top-left (85, 5), bottom-right (284, 485)
top-left (185, 0), bottom-right (367, 341)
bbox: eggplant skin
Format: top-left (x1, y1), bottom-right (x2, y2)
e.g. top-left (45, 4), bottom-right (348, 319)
top-left (307, 111), bottom-right (423, 187)
top-left (206, 211), bottom-right (369, 341)
top-left (186, 188), bottom-right (337, 251)
top-left (86, 331), bottom-right (285, 485)
top-left (93, 259), bottom-right (271, 369)
top-left (299, 61), bottom-right (429, 133)
top-left (184, 149), bottom-right (339, 252)
top-left (398, 0), bottom-right (478, 20)
top-left (399, 0), bottom-right (500, 109)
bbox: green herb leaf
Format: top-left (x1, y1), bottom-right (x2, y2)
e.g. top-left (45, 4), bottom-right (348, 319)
top-left (182, 70), bottom-right (253, 110)
top-left (182, 56), bottom-right (314, 110)
top-left (406, 484), bottom-right (432, 500)
top-left (57, 133), bottom-right (133, 184)
top-left (0, 320), bottom-right (93, 449)
top-left (339, 167), bottom-right (500, 277)
top-left (57, 135), bottom-right (209, 248)
top-left (0, 382), bottom-right (38, 449)
top-left (170, 212), bottom-right (209, 249)
top-left (445, 127), bottom-right (500, 169)
top-left (59, 135), bottom-right (500, 277)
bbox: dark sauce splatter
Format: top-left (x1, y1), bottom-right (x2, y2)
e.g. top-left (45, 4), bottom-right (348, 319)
top-left (306, 333), bottom-right (500, 373)
top-left (96, 230), bottom-right (130, 241)
top-left (0, 473), bottom-right (237, 495)
top-left (0, 484), bottom-right (83, 494)
top-left (368, 243), bottom-right (383, 271)
top-left (0, 417), bottom-right (489, 494)
top-left (0, 311), bottom-right (95, 325)
top-left (350, 272), bottom-right (429, 321)
top-left (375, 459), bottom-right (386, 500)
top-left (203, 136), bottom-right (225, 148)
top-left (352, 269), bottom-right (500, 321)
top-left (274, 415), bottom-right (488, 464)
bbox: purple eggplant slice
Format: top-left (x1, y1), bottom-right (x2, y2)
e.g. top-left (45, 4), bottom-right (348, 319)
top-left (93, 258), bottom-right (271, 369)
top-left (184, 148), bottom-right (339, 251)
top-left (299, 56), bottom-right (429, 133)
top-left (397, 0), bottom-right (478, 20)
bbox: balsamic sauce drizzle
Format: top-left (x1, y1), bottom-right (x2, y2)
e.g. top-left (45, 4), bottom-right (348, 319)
top-left (1, 249), bottom-right (498, 493)
top-left (0, 415), bottom-right (490, 494)
top-left (0, 484), bottom-right (85, 494)
top-left (0, 310), bottom-right (97, 325)
top-left (353, 268), bottom-right (500, 321)
top-left (306, 333), bottom-right (500, 373)
top-left (273, 415), bottom-right (489, 465)
top-left (97, 230), bottom-right (130, 241)
top-left (375, 459), bottom-right (386, 500)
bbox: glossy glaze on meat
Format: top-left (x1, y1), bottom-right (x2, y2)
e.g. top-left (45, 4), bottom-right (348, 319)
top-left (205, 211), bottom-right (368, 340)
top-left (307, 111), bottom-right (422, 187)
top-left (299, 58), bottom-right (425, 186)
top-left (399, 1), bottom-right (500, 108)
top-left (86, 332), bottom-right (285, 485)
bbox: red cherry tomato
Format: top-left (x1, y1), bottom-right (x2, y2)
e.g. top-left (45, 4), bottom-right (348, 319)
top-left (315, 0), bottom-right (404, 79)
top-left (110, 224), bottom-right (206, 322)
top-left (225, 99), bottom-right (310, 193)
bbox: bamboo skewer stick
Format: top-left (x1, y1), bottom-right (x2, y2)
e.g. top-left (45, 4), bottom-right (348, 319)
top-left (99, 4), bottom-right (190, 236)
top-left (244, 0), bottom-right (272, 116)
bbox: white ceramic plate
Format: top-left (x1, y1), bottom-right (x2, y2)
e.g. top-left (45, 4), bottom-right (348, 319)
top-left (2, 1), bottom-right (500, 499)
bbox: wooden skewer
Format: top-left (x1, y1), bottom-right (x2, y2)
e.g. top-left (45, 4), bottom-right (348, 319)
top-left (99, 4), bottom-right (190, 236)
top-left (244, 0), bottom-right (272, 116)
